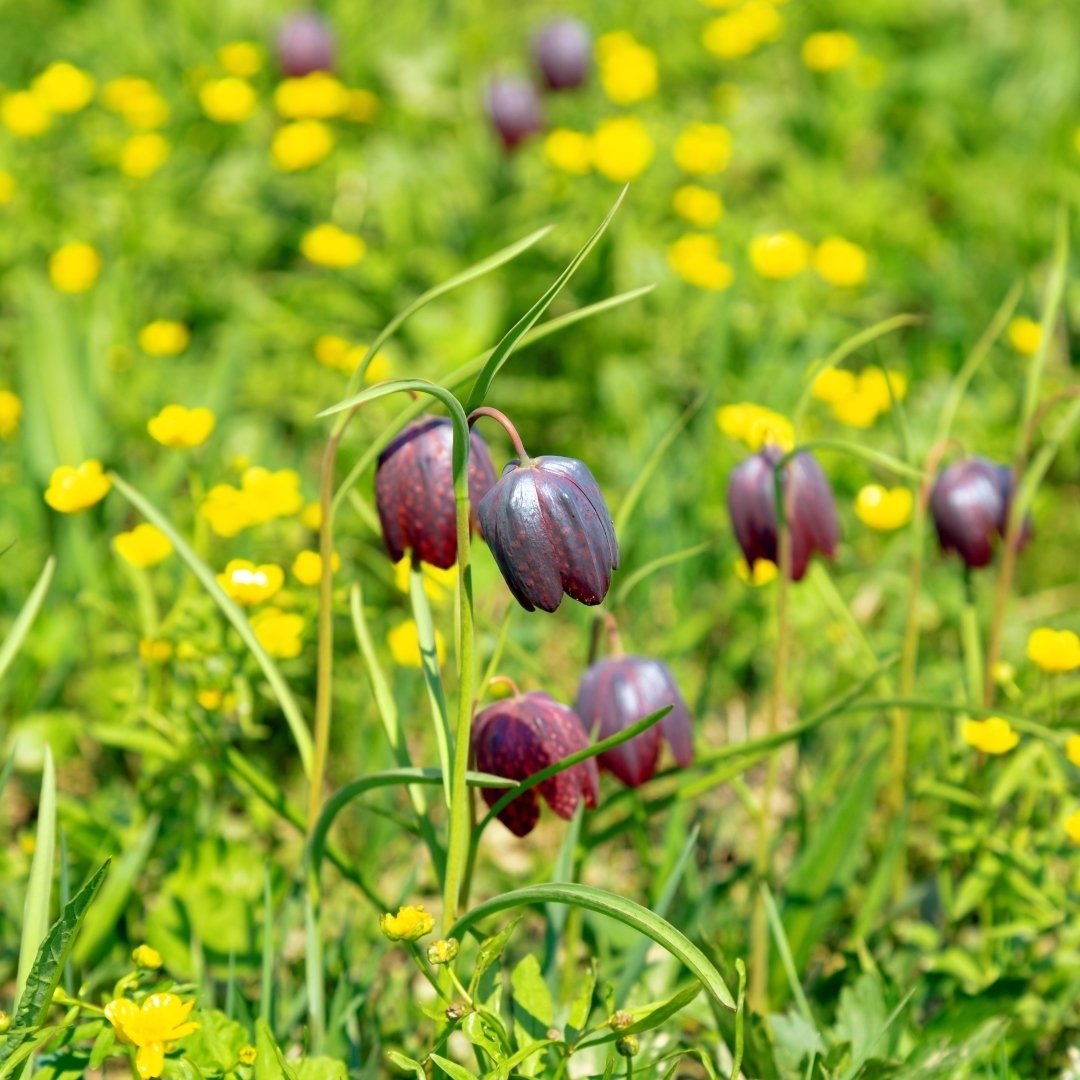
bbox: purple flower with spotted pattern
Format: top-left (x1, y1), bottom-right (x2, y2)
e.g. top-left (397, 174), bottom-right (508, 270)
top-left (472, 692), bottom-right (599, 837)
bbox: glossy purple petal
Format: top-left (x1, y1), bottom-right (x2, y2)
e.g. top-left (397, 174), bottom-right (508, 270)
top-left (532, 18), bottom-right (591, 91)
top-left (277, 12), bottom-right (335, 76)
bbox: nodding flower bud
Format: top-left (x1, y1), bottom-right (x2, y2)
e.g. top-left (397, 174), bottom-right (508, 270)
top-left (532, 18), bottom-right (591, 91)
top-left (485, 76), bottom-right (544, 151)
top-left (472, 692), bottom-right (599, 837)
top-left (727, 444), bottom-right (839, 582)
top-left (476, 456), bottom-right (619, 612)
top-left (276, 12), bottom-right (336, 76)
top-left (574, 656), bottom-right (693, 787)
top-left (930, 456), bottom-right (1032, 570)
top-left (375, 417), bottom-right (497, 570)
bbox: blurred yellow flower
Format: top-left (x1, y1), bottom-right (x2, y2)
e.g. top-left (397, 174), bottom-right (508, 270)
top-left (1006, 316), bottom-right (1041, 357)
top-left (379, 904), bottom-right (435, 942)
top-left (138, 320), bottom-right (190, 357)
top-left (813, 237), bottom-right (867, 286)
top-left (120, 133), bottom-right (170, 178)
top-left (735, 557), bottom-right (778, 586)
top-left (1066, 809), bottom-right (1080, 845)
top-left (596, 32), bottom-right (658, 105)
top-left (197, 688), bottom-right (237, 711)
top-left (667, 234), bottom-right (734, 291)
top-left (147, 404), bottom-right (216, 449)
top-left (961, 716), bottom-right (1019, 755)
top-left (544, 129), bottom-right (593, 174)
top-left (292, 549), bottom-right (341, 585)
top-left (858, 368), bottom-right (907, 410)
top-left (393, 557), bottom-right (457, 604)
top-left (672, 185), bottom-right (724, 228)
top-left (49, 242), bottom-right (102, 293)
top-left (802, 31), bottom-right (858, 72)
top-left (200, 484), bottom-right (251, 537)
top-left (300, 501), bottom-right (322, 530)
top-left (0, 170), bottom-right (15, 204)
top-left (250, 608), bottom-right (305, 659)
top-left (113, 524), bottom-right (173, 569)
top-left (105, 993), bottom-right (198, 1079)
top-left (1, 91), bottom-right (52, 137)
top-left (749, 231), bottom-right (809, 279)
top-left (217, 559), bottom-right (284, 605)
top-left (702, 2), bottom-right (782, 60)
top-left (673, 123), bottom-right (732, 174)
top-left (301, 223), bottom-right (366, 268)
top-left (387, 619), bottom-right (446, 668)
top-left (0, 389), bottom-right (22, 439)
top-left (854, 485), bottom-right (912, 531)
top-left (238, 1046), bottom-right (258, 1066)
top-left (1066, 735), bottom-right (1080, 767)
top-left (810, 367), bottom-right (856, 403)
top-left (344, 88), bottom-right (379, 122)
top-left (830, 390), bottom-right (880, 429)
top-left (716, 403), bottom-right (794, 451)
top-left (241, 466), bottom-right (303, 522)
top-left (272, 119), bottom-right (333, 170)
top-left (131, 944), bottom-right (163, 969)
top-left (274, 72), bottom-right (348, 118)
top-left (315, 334), bottom-right (389, 376)
top-left (1026, 628), bottom-right (1080, 674)
top-left (44, 460), bottom-right (111, 513)
top-left (199, 77), bottom-right (257, 123)
top-left (591, 116), bottom-right (654, 182)
top-left (102, 77), bottom-right (170, 129)
top-left (218, 41), bottom-right (263, 78)
top-left (32, 62), bottom-right (95, 113)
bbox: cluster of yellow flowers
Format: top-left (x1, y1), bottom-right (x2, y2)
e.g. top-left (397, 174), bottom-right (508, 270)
top-left (961, 716), bottom-right (1020, 755)
top-left (214, 558), bottom-right (311, 659)
top-left (801, 30), bottom-right (859, 72)
top-left (702, 0), bottom-right (783, 60)
top-left (1026, 628), bottom-right (1080, 674)
top-left (314, 335), bottom-right (392, 379)
top-left (544, 117), bottom-right (655, 183)
top-left (114, 524), bottom-right (173, 569)
top-left (716, 402), bottom-right (794, 452)
top-left (1, 61), bottom-right (95, 137)
top-left (811, 366), bottom-right (907, 429)
top-left (596, 31), bottom-right (658, 104)
top-left (147, 405), bottom-right (216, 449)
top-left (749, 231), bottom-right (868, 286)
top-left (667, 234), bottom-right (734, 291)
top-left (200, 466), bottom-right (304, 537)
top-left (853, 484), bottom-right (913, 531)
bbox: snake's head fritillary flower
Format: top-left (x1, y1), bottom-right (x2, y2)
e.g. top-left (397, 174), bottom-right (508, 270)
top-left (375, 417), bottom-right (497, 570)
top-left (930, 456), bottom-right (1031, 570)
top-left (485, 76), bottom-right (544, 151)
top-left (277, 12), bottom-right (335, 76)
top-left (476, 456), bottom-right (619, 613)
top-left (532, 18), bottom-right (591, 91)
top-left (472, 692), bottom-right (599, 837)
top-left (727, 445), bottom-right (839, 582)
top-left (574, 656), bottom-right (693, 787)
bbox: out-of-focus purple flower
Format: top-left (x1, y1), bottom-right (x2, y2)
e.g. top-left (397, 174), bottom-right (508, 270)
top-left (476, 456), bottom-right (619, 612)
top-left (485, 76), bottom-right (544, 151)
top-left (574, 656), bottom-right (693, 787)
top-left (472, 692), bottom-right (599, 837)
top-left (532, 18), bottom-right (591, 91)
top-left (375, 417), bottom-right (497, 569)
top-left (277, 12), bottom-right (335, 76)
top-left (727, 445), bottom-right (839, 582)
top-left (930, 456), bottom-right (1032, 569)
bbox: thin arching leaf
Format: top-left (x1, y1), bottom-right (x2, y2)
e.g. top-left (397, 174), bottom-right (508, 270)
top-left (0, 556), bottom-right (55, 684)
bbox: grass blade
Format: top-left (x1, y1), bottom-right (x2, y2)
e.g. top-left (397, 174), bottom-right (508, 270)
top-left (0, 557), bottom-right (55, 684)
top-left (16, 746), bottom-right (56, 1004)
top-left (761, 883), bottom-right (816, 1030)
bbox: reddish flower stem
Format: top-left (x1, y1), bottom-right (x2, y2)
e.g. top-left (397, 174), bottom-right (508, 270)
top-left (467, 406), bottom-right (531, 461)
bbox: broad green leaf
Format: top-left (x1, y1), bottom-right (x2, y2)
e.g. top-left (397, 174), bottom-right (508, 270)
top-left (0, 1028), bottom-right (62, 1080)
top-left (296, 1059), bottom-right (349, 1080)
top-left (0, 557), bottom-right (55, 685)
top-left (833, 973), bottom-right (887, 1066)
top-left (770, 1010), bottom-right (827, 1075)
top-left (835, 987), bottom-right (915, 1080)
top-left (469, 917), bottom-right (523, 996)
top-left (385, 1050), bottom-right (426, 1079)
top-left (254, 1019), bottom-right (297, 1080)
top-left (16, 745), bottom-right (55, 1005)
top-left (182, 1009), bottom-right (248, 1074)
top-left (462, 1010), bottom-right (508, 1064)
top-left (566, 960), bottom-right (597, 1041)
top-left (428, 1054), bottom-right (480, 1080)
top-left (510, 955), bottom-right (554, 1074)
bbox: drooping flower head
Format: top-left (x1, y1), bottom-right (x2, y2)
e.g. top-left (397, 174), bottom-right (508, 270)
top-left (727, 444), bottom-right (839, 582)
top-left (532, 17), bottom-right (591, 91)
top-left (574, 656), bottom-right (693, 787)
top-left (375, 417), bottom-right (497, 569)
top-left (277, 12), bottom-right (335, 76)
top-left (472, 692), bottom-right (599, 837)
top-left (485, 76), bottom-right (544, 151)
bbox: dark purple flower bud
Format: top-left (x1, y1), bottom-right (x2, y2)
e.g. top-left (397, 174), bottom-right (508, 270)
top-left (930, 456), bottom-right (1032, 569)
top-left (727, 445), bottom-right (840, 582)
top-left (476, 456), bottom-right (619, 612)
top-left (574, 656), bottom-right (693, 787)
top-left (472, 692), bottom-right (599, 837)
top-left (277, 12), bottom-right (335, 77)
top-left (532, 18), bottom-right (591, 91)
top-left (375, 417), bottom-right (497, 570)
top-left (485, 76), bottom-right (544, 151)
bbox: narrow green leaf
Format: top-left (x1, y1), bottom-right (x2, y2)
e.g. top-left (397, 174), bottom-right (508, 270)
top-left (836, 988), bottom-right (916, 1080)
top-left (0, 557), bottom-right (55, 684)
top-left (612, 540), bottom-right (717, 610)
top-left (428, 1054), bottom-right (480, 1080)
top-left (16, 745), bottom-right (55, 1009)
top-left (567, 960), bottom-right (597, 1040)
top-left (579, 983), bottom-right (702, 1049)
top-left (260, 866), bottom-right (274, 1026)
top-left (488, 1040), bottom-right (560, 1080)
top-left (469, 917), bottom-right (523, 997)
top-left (761, 883), bottom-right (816, 1031)
top-left (254, 1019), bottom-right (298, 1080)
top-left (0, 750), bottom-right (14, 800)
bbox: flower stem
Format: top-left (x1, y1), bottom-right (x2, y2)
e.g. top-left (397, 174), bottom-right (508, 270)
top-left (961, 571), bottom-right (984, 706)
top-left (468, 406), bottom-right (530, 461)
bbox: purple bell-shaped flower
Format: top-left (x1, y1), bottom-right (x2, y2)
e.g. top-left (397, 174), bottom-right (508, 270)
top-left (532, 18), bottom-right (591, 91)
top-left (485, 76), bottom-right (544, 151)
top-left (277, 12), bottom-right (336, 76)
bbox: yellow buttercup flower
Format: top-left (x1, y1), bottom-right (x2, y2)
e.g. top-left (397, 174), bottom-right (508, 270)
top-left (702, 2), bottom-right (782, 60)
top-left (200, 484), bottom-right (250, 537)
top-left (113, 524), bottom-right (173, 569)
top-left (716, 403), bottom-right (794, 452)
top-left (829, 390), bottom-right (880, 429)
top-left (393, 558), bottom-right (457, 604)
top-left (591, 116), bottom-right (654, 182)
top-left (1066, 809), bottom-right (1080, 845)
top-left (49, 242), bottom-right (102, 293)
top-left (344, 89), bottom-right (379, 122)
top-left (300, 502), bottom-right (322, 531)
top-left (314, 335), bottom-right (391, 379)
top-left (387, 620), bottom-right (446, 668)
top-left (138, 320), bottom-right (190, 357)
top-left (1065, 735), bottom-right (1080, 768)
top-left (131, 944), bottom-right (163, 970)
top-left (217, 560), bottom-right (284, 605)
top-left (810, 367), bottom-right (856, 404)
top-left (673, 123), bottom-right (732, 175)
top-left (218, 41), bottom-right (263, 78)
top-left (292, 549), bottom-right (341, 585)
top-left (199, 77), bottom-right (257, 123)
top-left (0, 389), bottom-right (22, 439)
top-left (667, 234), bottom-right (734, 291)
top-left (961, 716), bottom-right (1019, 755)
top-left (379, 905), bottom-right (435, 942)
top-left (105, 993), bottom-right (199, 1079)
top-left (250, 608), bottom-right (305, 659)
top-left (240, 467), bottom-right (303, 522)
top-left (544, 128), bottom-right (592, 174)
top-left (102, 77), bottom-right (170, 129)
top-left (0, 169), bottom-right (15, 204)
top-left (272, 119), bottom-right (333, 170)
top-left (1006, 317), bottom-right (1041, 357)
top-left (1, 91), bottom-right (52, 137)
top-left (857, 368), bottom-right (907, 410)
top-left (44, 460), bottom-right (111, 513)
top-left (196, 688), bottom-right (237, 711)
top-left (301, 223), bottom-right (366, 268)
top-left (854, 485), bottom-right (912, 531)
top-left (596, 32), bottom-right (658, 105)
top-left (735, 557), bottom-right (778, 586)
top-left (813, 237), bottom-right (867, 286)
top-left (120, 133), bottom-right (170, 179)
top-left (672, 185), bottom-right (724, 228)
top-left (147, 404), bottom-right (216, 449)
top-left (238, 1045), bottom-right (258, 1066)
top-left (748, 231), bottom-right (809, 279)
top-left (1026, 628), bottom-right (1080, 674)
top-left (802, 31), bottom-right (858, 72)
top-left (32, 62), bottom-right (95, 113)
top-left (274, 73), bottom-right (348, 119)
